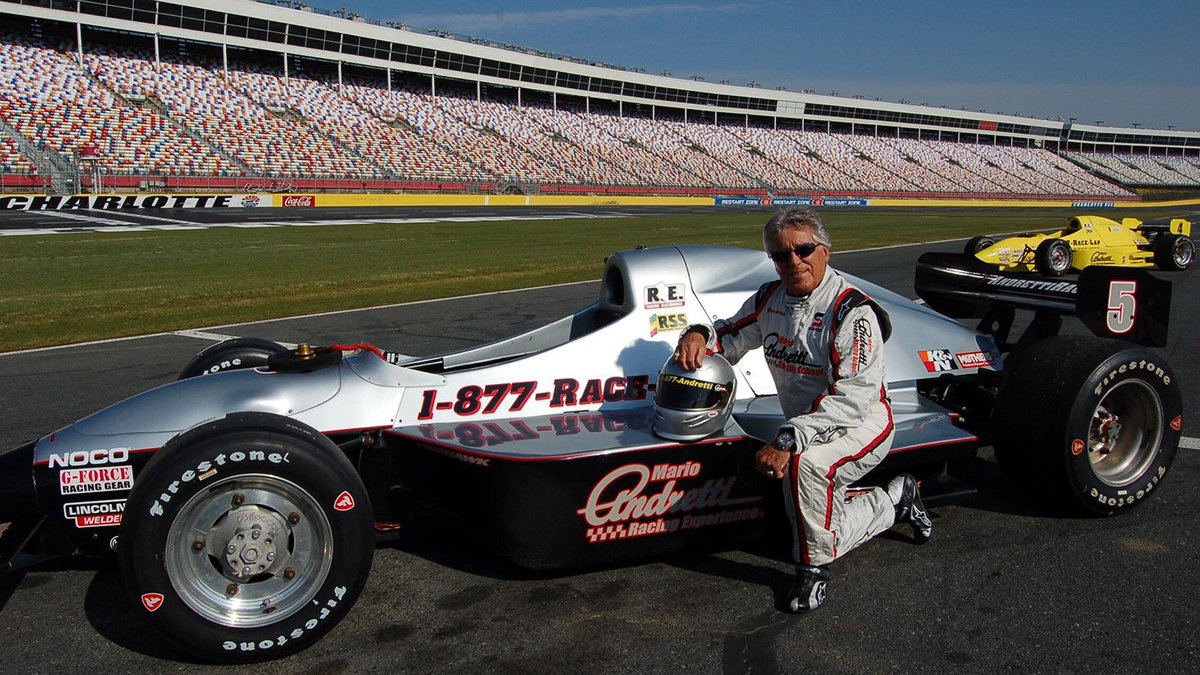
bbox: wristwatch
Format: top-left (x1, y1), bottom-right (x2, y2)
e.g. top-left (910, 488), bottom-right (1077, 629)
top-left (774, 430), bottom-right (797, 453)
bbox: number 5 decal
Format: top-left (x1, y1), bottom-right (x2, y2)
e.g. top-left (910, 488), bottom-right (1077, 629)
top-left (1106, 280), bottom-right (1137, 334)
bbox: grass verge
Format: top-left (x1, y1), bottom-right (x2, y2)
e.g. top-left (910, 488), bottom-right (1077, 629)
top-left (0, 208), bottom-right (1184, 351)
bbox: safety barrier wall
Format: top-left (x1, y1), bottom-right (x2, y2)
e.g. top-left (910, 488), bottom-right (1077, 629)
top-left (0, 192), bottom-right (1196, 211)
top-left (0, 193), bottom-right (709, 210)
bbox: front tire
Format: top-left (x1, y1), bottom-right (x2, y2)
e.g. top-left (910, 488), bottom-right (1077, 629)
top-left (1035, 238), bottom-right (1072, 276)
top-left (120, 414), bottom-right (373, 662)
top-left (993, 336), bottom-right (1181, 515)
top-left (1153, 233), bottom-right (1194, 271)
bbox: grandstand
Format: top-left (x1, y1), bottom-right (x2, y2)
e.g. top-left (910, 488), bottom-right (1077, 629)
top-left (0, 0), bottom-right (1198, 199)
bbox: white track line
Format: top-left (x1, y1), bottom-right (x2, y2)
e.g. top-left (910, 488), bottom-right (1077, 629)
top-left (125, 212), bottom-right (196, 224)
top-left (171, 329), bottom-right (244, 342)
top-left (0, 212), bottom-right (637, 236)
top-left (34, 211), bottom-right (135, 226)
top-left (172, 329), bottom-right (298, 349)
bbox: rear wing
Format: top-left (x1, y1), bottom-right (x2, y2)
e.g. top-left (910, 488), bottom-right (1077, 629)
top-left (1135, 217), bottom-right (1192, 238)
top-left (915, 252), bottom-right (1171, 347)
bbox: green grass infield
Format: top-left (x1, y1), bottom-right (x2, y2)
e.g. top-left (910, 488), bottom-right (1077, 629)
top-left (0, 207), bottom-right (1185, 352)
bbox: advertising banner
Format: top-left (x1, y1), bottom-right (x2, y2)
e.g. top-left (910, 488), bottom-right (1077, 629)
top-left (0, 194), bottom-right (276, 210)
top-left (714, 197), bottom-right (869, 207)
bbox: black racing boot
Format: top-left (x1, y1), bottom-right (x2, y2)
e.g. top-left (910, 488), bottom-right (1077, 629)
top-left (786, 564), bottom-right (829, 613)
top-left (891, 473), bottom-right (932, 543)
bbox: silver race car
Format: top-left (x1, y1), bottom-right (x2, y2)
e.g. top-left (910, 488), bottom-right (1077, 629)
top-left (0, 245), bottom-right (1182, 662)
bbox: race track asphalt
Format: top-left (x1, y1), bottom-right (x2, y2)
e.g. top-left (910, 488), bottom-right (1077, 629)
top-left (1, 208), bottom-right (1197, 673)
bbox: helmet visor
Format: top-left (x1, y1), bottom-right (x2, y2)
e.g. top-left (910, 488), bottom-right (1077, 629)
top-left (655, 372), bottom-right (732, 410)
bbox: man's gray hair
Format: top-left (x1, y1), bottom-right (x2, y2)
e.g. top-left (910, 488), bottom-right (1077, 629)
top-left (763, 207), bottom-right (833, 250)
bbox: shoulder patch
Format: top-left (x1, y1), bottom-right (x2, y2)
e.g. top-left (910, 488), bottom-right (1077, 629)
top-left (830, 288), bottom-right (892, 341)
top-left (831, 289), bottom-right (868, 328)
top-left (754, 280), bottom-right (783, 310)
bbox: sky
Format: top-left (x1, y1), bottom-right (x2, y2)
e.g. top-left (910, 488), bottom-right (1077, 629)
top-left (325, 0), bottom-right (1200, 133)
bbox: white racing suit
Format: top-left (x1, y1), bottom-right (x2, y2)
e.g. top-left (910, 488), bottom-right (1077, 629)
top-left (694, 270), bottom-right (895, 567)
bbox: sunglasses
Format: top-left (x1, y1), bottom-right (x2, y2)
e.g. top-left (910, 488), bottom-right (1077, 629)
top-left (768, 242), bottom-right (821, 264)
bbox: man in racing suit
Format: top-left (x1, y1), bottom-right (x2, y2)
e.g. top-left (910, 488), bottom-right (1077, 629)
top-left (674, 207), bottom-right (932, 613)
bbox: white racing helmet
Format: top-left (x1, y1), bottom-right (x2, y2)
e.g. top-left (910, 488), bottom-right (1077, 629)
top-left (652, 353), bottom-right (737, 441)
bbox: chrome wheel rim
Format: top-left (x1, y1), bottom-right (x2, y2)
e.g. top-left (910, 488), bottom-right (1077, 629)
top-left (1087, 380), bottom-right (1163, 487)
top-left (1050, 243), bottom-right (1070, 272)
top-left (1173, 238), bottom-right (1194, 268)
top-left (165, 474), bottom-right (333, 628)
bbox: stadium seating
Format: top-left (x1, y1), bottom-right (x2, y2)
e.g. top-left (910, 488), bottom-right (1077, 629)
top-left (0, 133), bottom-right (34, 174)
top-left (0, 35), bottom-right (241, 177)
top-left (1157, 156), bottom-right (1200, 183)
top-left (1066, 152), bottom-right (1200, 188)
top-left (0, 32), bottom-right (1190, 198)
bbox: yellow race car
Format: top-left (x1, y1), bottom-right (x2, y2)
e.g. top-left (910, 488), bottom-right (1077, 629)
top-left (965, 215), bottom-right (1195, 276)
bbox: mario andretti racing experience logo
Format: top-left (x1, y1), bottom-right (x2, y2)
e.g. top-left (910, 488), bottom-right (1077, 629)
top-left (577, 461), bottom-right (764, 543)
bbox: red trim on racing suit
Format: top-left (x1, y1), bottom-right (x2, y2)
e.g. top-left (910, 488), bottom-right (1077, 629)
top-left (687, 271), bottom-right (896, 567)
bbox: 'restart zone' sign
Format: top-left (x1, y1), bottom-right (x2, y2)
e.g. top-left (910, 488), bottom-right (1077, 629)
top-left (0, 194), bottom-right (315, 210)
top-left (714, 197), bottom-right (869, 207)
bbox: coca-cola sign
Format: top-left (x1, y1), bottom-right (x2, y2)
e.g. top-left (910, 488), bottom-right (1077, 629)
top-left (576, 461), bottom-right (763, 543)
top-left (283, 195), bottom-right (316, 207)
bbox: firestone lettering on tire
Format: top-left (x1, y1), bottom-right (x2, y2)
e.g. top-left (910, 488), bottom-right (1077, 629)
top-left (1095, 359), bottom-right (1170, 396)
top-left (204, 358), bottom-right (243, 374)
top-left (149, 451), bottom-right (290, 517)
top-left (1088, 465), bottom-right (1167, 507)
top-left (221, 585), bottom-right (347, 652)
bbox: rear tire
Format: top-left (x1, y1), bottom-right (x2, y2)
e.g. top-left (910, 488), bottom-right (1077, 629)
top-left (1035, 239), bottom-right (1072, 276)
top-left (993, 336), bottom-right (1181, 515)
top-left (120, 413), bottom-right (373, 662)
top-left (1153, 233), bottom-right (1194, 271)
top-left (178, 338), bottom-right (290, 380)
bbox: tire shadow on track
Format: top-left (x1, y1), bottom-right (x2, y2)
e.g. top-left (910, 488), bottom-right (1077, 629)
top-left (82, 566), bottom-right (211, 663)
top-left (1, 555), bottom-right (204, 662)
top-left (943, 452), bottom-right (1095, 520)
